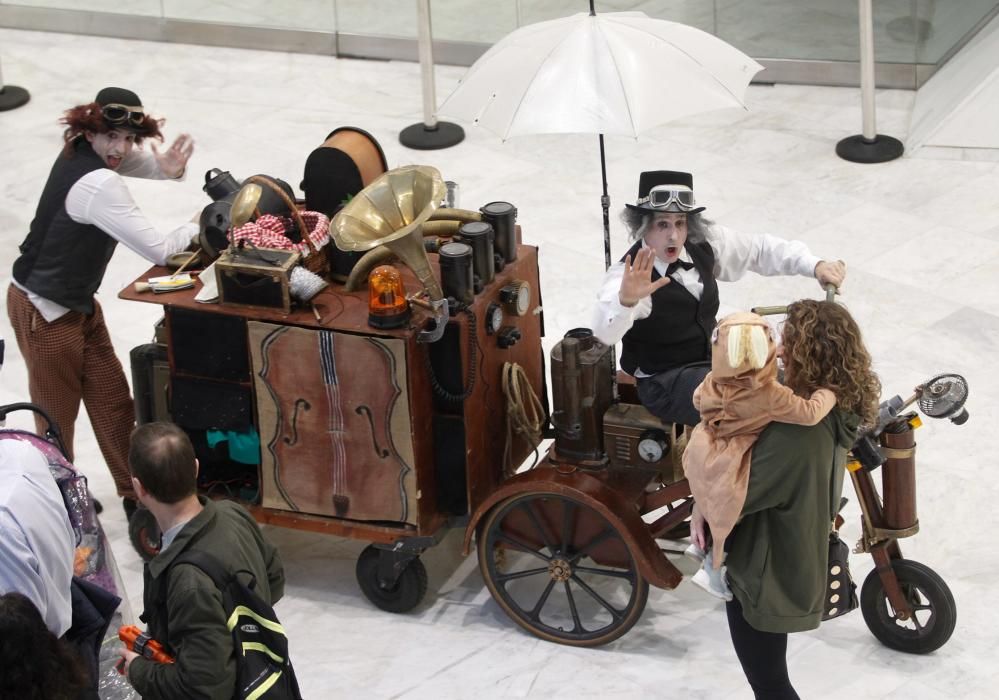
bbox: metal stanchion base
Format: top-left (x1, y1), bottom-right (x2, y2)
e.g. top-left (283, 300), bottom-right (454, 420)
top-left (836, 134), bottom-right (904, 163)
top-left (399, 121), bottom-right (464, 150)
top-left (0, 85), bottom-right (30, 112)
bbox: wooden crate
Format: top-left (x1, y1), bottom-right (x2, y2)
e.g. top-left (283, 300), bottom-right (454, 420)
top-left (216, 247), bottom-right (300, 313)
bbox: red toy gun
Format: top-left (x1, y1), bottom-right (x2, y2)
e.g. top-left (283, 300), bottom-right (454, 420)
top-left (117, 625), bottom-right (175, 673)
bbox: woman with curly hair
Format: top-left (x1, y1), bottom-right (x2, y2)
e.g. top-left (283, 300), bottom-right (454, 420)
top-left (0, 592), bottom-right (89, 699)
top-left (691, 299), bottom-right (880, 700)
top-left (7, 87), bottom-right (196, 518)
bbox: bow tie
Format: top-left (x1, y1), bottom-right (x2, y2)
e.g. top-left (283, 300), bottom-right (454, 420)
top-left (665, 260), bottom-right (695, 275)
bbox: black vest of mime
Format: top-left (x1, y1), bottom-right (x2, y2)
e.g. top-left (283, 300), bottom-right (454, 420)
top-left (13, 139), bottom-right (118, 315)
top-left (619, 237), bottom-right (719, 376)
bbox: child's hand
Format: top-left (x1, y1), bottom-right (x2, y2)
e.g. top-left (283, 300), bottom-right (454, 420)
top-left (690, 504), bottom-right (707, 551)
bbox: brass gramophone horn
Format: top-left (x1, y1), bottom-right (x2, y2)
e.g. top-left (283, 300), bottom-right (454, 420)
top-left (230, 183), bottom-right (263, 229)
top-left (331, 165), bottom-right (449, 342)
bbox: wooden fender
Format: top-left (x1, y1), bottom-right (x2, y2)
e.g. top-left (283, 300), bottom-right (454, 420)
top-left (463, 465), bottom-right (682, 590)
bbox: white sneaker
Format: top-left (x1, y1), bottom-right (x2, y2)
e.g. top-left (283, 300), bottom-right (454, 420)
top-left (690, 552), bottom-right (734, 601)
top-left (684, 543), bottom-right (706, 564)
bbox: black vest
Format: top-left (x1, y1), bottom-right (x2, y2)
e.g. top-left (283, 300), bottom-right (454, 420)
top-left (619, 237), bottom-right (719, 375)
top-left (12, 140), bottom-right (118, 314)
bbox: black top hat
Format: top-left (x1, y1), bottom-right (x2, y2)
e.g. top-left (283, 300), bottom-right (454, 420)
top-left (94, 86), bottom-right (149, 133)
top-left (625, 170), bottom-right (705, 215)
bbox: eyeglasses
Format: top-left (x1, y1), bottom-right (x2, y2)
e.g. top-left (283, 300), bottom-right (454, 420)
top-left (101, 104), bottom-right (145, 127)
top-left (638, 186), bottom-right (697, 211)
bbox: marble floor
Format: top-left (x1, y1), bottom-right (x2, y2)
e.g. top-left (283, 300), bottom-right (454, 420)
top-left (1, 27), bottom-right (998, 700)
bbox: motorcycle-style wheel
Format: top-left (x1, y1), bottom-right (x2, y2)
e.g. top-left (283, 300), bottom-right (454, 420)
top-left (860, 558), bottom-right (956, 654)
top-left (478, 492), bottom-right (648, 647)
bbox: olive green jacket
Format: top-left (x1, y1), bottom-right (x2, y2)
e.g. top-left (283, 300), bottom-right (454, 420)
top-left (725, 409), bottom-right (860, 633)
top-left (129, 498), bottom-right (284, 699)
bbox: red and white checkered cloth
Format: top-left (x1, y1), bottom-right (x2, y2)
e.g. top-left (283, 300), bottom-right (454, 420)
top-left (231, 211), bottom-right (331, 259)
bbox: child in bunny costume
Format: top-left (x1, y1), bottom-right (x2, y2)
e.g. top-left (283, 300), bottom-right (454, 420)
top-left (682, 311), bottom-right (836, 600)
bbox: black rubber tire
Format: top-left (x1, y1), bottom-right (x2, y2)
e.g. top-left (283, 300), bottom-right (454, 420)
top-left (860, 558), bottom-right (956, 654)
top-left (478, 492), bottom-right (648, 647)
top-left (355, 544), bottom-right (428, 613)
top-left (128, 507), bottom-right (161, 561)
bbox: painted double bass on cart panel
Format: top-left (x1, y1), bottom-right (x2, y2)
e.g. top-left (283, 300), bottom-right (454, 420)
top-left (249, 322), bottom-right (418, 524)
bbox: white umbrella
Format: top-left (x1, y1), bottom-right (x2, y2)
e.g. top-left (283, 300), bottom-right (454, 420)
top-left (438, 6), bottom-right (763, 268)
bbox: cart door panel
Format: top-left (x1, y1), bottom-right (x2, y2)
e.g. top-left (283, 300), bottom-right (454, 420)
top-left (249, 322), bottom-right (418, 525)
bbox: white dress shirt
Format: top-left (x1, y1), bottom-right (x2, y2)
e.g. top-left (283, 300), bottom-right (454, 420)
top-left (591, 223), bottom-right (820, 363)
top-left (17, 149), bottom-right (197, 322)
top-left (0, 439), bottom-right (76, 636)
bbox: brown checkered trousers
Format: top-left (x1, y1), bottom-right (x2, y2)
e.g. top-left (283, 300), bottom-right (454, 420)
top-left (7, 284), bottom-right (135, 497)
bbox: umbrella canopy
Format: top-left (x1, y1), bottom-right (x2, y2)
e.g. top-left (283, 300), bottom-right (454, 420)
top-left (439, 11), bottom-right (763, 140)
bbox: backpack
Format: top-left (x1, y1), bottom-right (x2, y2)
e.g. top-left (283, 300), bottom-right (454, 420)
top-left (167, 549), bottom-right (303, 700)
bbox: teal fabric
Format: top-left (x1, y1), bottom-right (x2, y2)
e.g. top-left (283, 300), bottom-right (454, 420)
top-left (205, 427), bottom-right (260, 465)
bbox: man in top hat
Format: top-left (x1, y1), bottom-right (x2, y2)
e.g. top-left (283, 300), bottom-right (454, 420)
top-left (7, 87), bottom-right (197, 518)
top-left (591, 170), bottom-right (846, 427)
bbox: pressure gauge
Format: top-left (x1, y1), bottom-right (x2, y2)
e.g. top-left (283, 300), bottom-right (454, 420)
top-left (486, 303), bottom-right (503, 335)
top-left (500, 280), bottom-right (531, 316)
top-left (637, 429), bottom-right (668, 463)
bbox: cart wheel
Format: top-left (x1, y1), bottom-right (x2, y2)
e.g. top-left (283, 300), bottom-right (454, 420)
top-left (860, 558), bottom-right (956, 654)
top-left (478, 492), bottom-right (648, 647)
top-left (128, 507), bottom-right (161, 561)
top-left (355, 544), bottom-right (428, 613)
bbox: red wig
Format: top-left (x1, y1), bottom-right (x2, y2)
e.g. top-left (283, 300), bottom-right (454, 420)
top-left (60, 102), bottom-right (164, 154)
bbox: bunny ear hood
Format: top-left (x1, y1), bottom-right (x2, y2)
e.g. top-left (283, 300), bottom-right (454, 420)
top-left (709, 312), bottom-right (778, 385)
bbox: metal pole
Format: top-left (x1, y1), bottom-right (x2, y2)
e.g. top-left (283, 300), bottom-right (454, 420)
top-left (859, 0), bottom-right (877, 140)
top-left (0, 57), bottom-right (31, 112)
top-left (416, 0), bottom-right (438, 129)
top-left (399, 0), bottom-right (465, 149)
top-left (835, 0), bottom-right (904, 163)
top-left (599, 134), bottom-right (611, 271)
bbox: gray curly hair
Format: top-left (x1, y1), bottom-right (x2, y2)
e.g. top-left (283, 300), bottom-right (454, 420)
top-left (620, 208), bottom-right (710, 245)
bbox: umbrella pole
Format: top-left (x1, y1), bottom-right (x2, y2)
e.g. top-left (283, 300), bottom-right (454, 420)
top-left (599, 133), bottom-right (611, 271)
top-left (598, 133), bottom-right (620, 401)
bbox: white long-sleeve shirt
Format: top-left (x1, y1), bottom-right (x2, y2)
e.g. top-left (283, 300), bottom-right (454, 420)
top-left (17, 149), bottom-right (197, 322)
top-left (591, 223), bottom-right (820, 370)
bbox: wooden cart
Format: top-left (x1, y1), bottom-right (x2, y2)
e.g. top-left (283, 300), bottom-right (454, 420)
top-left (121, 239), bottom-right (546, 613)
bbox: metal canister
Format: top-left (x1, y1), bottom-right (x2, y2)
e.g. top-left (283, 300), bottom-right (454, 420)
top-left (438, 242), bottom-right (474, 305)
top-left (203, 168), bottom-right (240, 201)
top-left (456, 221), bottom-right (495, 290)
top-left (479, 201), bottom-right (518, 265)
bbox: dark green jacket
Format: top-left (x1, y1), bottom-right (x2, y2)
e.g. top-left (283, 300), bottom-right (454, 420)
top-left (725, 409), bottom-right (859, 633)
top-left (129, 498), bottom-right (284, 699)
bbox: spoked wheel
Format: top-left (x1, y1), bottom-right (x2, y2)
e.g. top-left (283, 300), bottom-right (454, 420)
top-left (478, 492), bottom-right (648, 647)
top-left (860, 559), bottom-right (956, 654)
top-left (128, 507), bottom-right (161, 561)
top-left (355, 544), bottom-right (428, 613)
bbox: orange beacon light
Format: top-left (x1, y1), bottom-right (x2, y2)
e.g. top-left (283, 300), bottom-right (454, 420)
top-left (367, 264), bottom-right (411, 329)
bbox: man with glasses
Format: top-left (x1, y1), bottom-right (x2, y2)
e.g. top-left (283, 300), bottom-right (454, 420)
top-left (591, 170), bottom-right (846, 427)
top-left (7, 87), bottom-right (196, 519)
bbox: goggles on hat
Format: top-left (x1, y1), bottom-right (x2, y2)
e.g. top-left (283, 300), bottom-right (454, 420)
top-left (638, 186), bottom-right (697, 211)
top-left (101, 103), bottom-right (145, 127)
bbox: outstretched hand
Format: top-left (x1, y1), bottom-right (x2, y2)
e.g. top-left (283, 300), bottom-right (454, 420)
top-left (619, 248), bottom-right (670, 307)
top-left (814, 259), bottom-right (846, 292)
top-left (152, 133), bottom-right (195, 179)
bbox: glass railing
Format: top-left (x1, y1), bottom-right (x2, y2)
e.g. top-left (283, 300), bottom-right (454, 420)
top-left (2, 0), bottom-right (998, 85)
